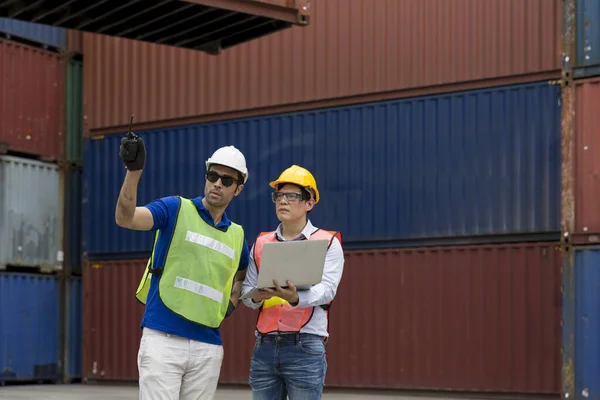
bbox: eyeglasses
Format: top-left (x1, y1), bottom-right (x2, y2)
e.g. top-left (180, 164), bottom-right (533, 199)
top-left (206, 170), bottom-right (237, 187)
top-left (272, 191), bottom-right (309, 203)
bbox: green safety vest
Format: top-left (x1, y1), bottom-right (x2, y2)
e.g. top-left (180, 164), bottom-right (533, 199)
top-left (135, 197), bottom-right (244, 328)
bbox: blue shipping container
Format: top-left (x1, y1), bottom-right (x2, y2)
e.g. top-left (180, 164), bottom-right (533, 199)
top-left (0, 273), bottom-right (60, 383)
top-left (575, 247), bottom-right (600, 399)
top-left (575, 0), bottom-right (600, 78)
top-left (0, 18), bottom-right (66, 50)
top-left (83, 81), bottom-right (561, 256)
top-left (66, 276), bottom-right (82, 381)
top-left (65, 167), bottom-right (82, 275)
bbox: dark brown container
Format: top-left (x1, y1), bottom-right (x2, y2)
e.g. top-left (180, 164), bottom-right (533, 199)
top-left (67, 29), bottom-right (83, 55)
top-left (0, 39), bottom-right (65, 160)
top-left (83, 0), bottom-right (562, 135)
top-left (83, 241), bottom-right (561, 394)
top-left (574, 78), bottom-right (600, 239)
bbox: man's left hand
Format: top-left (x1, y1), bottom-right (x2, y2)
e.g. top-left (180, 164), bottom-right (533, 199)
top-left (263, 280), bottom-right (299, 305)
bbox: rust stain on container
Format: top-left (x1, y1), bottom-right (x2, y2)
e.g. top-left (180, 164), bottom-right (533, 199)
top-left (84, 242), bottom-right (561, 393)
top-left (574, 78), bottom-right (600, 237)
top-left (560, 0), bottom-right (576, 398)
top-left (0, 39), bottom-right (65, 160)
top-left (83, 0), bottom-right (562, 134)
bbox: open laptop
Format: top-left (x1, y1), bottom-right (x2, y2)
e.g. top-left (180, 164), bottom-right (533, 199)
top-left (239, 239), bottom-right (329, 300)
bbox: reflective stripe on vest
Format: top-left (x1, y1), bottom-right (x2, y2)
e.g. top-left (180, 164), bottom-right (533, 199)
top-left (134, 197), bottom-right (244, 328)
top-left (254, 228), bottom-right (342, 335)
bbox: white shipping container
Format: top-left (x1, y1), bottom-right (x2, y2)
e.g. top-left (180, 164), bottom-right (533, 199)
top-left (0, 156), bottom-right (61, 271)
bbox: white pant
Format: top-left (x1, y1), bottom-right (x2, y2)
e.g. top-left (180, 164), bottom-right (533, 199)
top-left (137, 327), bottom-right (224, 400)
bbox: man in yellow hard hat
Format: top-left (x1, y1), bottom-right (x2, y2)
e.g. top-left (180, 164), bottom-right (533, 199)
top-left (241, 165), bottom-right (345, 400)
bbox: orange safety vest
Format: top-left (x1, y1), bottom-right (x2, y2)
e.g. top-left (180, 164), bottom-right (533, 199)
top-left (253, 228), bottom-right (342, 335)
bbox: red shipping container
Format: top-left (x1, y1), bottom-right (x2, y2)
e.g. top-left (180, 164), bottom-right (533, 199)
top-left (326, 244), bottom-right (561, 394)
top-left (82, 259), bottom-right (256, 383)
top-left (83, 241), bottom-right (561, 394)
top-left (82, 260), bottom-right (145, 382)
top-left (575, 78), bottom-right (600, 238)
top-left (0, 39), bottom-right (65, 160)
top-left (83, 0), bottom-right (562, 135)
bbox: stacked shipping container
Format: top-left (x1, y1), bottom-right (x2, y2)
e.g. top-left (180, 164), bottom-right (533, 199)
top-left (0, 18), bottom-right (66, 50)
top-left (0, 39), bottom-right (65, 160)
top-left (82, 244), bottom-right (562, 393)
top-left (564, 17), bottom-right (600, 393)
top-left (83, 81), bottom-right (562, 255)
top-left (0, 20), bottom-right (83, 384)
top-left (82, 0), bottom-right (562, 134)
top-left (81, 0), bottom-right (565, 396)
top-left (573, 78), bottom-right (600, 238)
top-left (0, 273), bottom-right (61, 384)
top-left (82, 81), bottom-right (564, 394)
top-left (574, 0), bottom-right (600, 79)
top-left (573, 247), bottom-right (600, 399)
top-left (0, 156), bottom-right (61, 270)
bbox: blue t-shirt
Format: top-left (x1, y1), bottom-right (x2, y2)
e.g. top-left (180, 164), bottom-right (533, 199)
top-left (141, 195), bottom-right (249, 345)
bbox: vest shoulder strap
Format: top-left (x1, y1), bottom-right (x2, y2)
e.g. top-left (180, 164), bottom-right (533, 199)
top-left (311, 229), bottom-right (342, 248)
top-left (227, 221), bottom-right (244, 237)
top-left (253, 231), bottom-right (276, 262)
top-left (309, 229), bottom-right (342, 311)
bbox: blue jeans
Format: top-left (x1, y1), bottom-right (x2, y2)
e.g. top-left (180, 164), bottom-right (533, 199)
top-left (249, 333), bottom-right (327, 400)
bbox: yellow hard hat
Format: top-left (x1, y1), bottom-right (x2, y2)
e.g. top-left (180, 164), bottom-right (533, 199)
top-left (269, 165), bottom-right (320, 203)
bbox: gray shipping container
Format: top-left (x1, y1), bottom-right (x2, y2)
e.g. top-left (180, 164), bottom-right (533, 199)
top-left (0, 156), bottom-right (61, 271)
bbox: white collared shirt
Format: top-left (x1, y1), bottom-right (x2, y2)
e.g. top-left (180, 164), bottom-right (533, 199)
top-left (241, 219), bottom-right (345, 337)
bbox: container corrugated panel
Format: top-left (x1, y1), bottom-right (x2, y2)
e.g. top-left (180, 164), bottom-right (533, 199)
top-left (575, 0), bottom-right (600, 78)
top-left (82, 0), bottom-right (562, 133)
top-left (219, 306), bottom-right (259, 384)
top-left (0, 273), bottom-right (60, 383)
top-left (66, 58), bottom-right (83, 166)
top-left (66, 276), bottom-right (82, 381)
top-left (0, 156), bottom-right (60, 270)
top-left (324, 243), bottom-right (561, 393)
top-left (82, 260), bottom-right (145, 381)
top-left (0, 39), bottom-right (65, 160)
top-left (83, 81), bottom-right (561, 256)
top-left (0, 18), bottom-right (66, 49)
top-left (81, 242), bottom-right (561, 393)
top-left (575, 78), bottom-right (600, 236)
top-left (64, 166), bottom-right (82, 275)
top-left (81, 258), bottom-right (257, 383)
top-left (575, 246), bottom-right (600, 399)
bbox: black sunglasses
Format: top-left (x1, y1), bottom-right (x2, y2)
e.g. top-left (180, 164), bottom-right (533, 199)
top-left (206, 170), bottom-right (237, 187)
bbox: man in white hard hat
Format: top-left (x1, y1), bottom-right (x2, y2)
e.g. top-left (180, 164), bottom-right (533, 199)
top-left (241, 165), bottom-right (345, 400)
top-left (115, 131), bottom-right (250, 400)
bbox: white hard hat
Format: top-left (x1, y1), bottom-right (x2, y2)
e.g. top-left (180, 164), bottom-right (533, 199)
top-left (205, 145), bottom-right (248, 183)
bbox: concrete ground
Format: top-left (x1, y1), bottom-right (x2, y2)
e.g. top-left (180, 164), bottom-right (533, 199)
top-left (0, 383), bottom-right (542, 400)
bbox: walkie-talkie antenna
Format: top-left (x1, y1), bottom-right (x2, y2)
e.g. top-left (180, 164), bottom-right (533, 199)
top-left (127, 115), bottom-right (134, 138)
